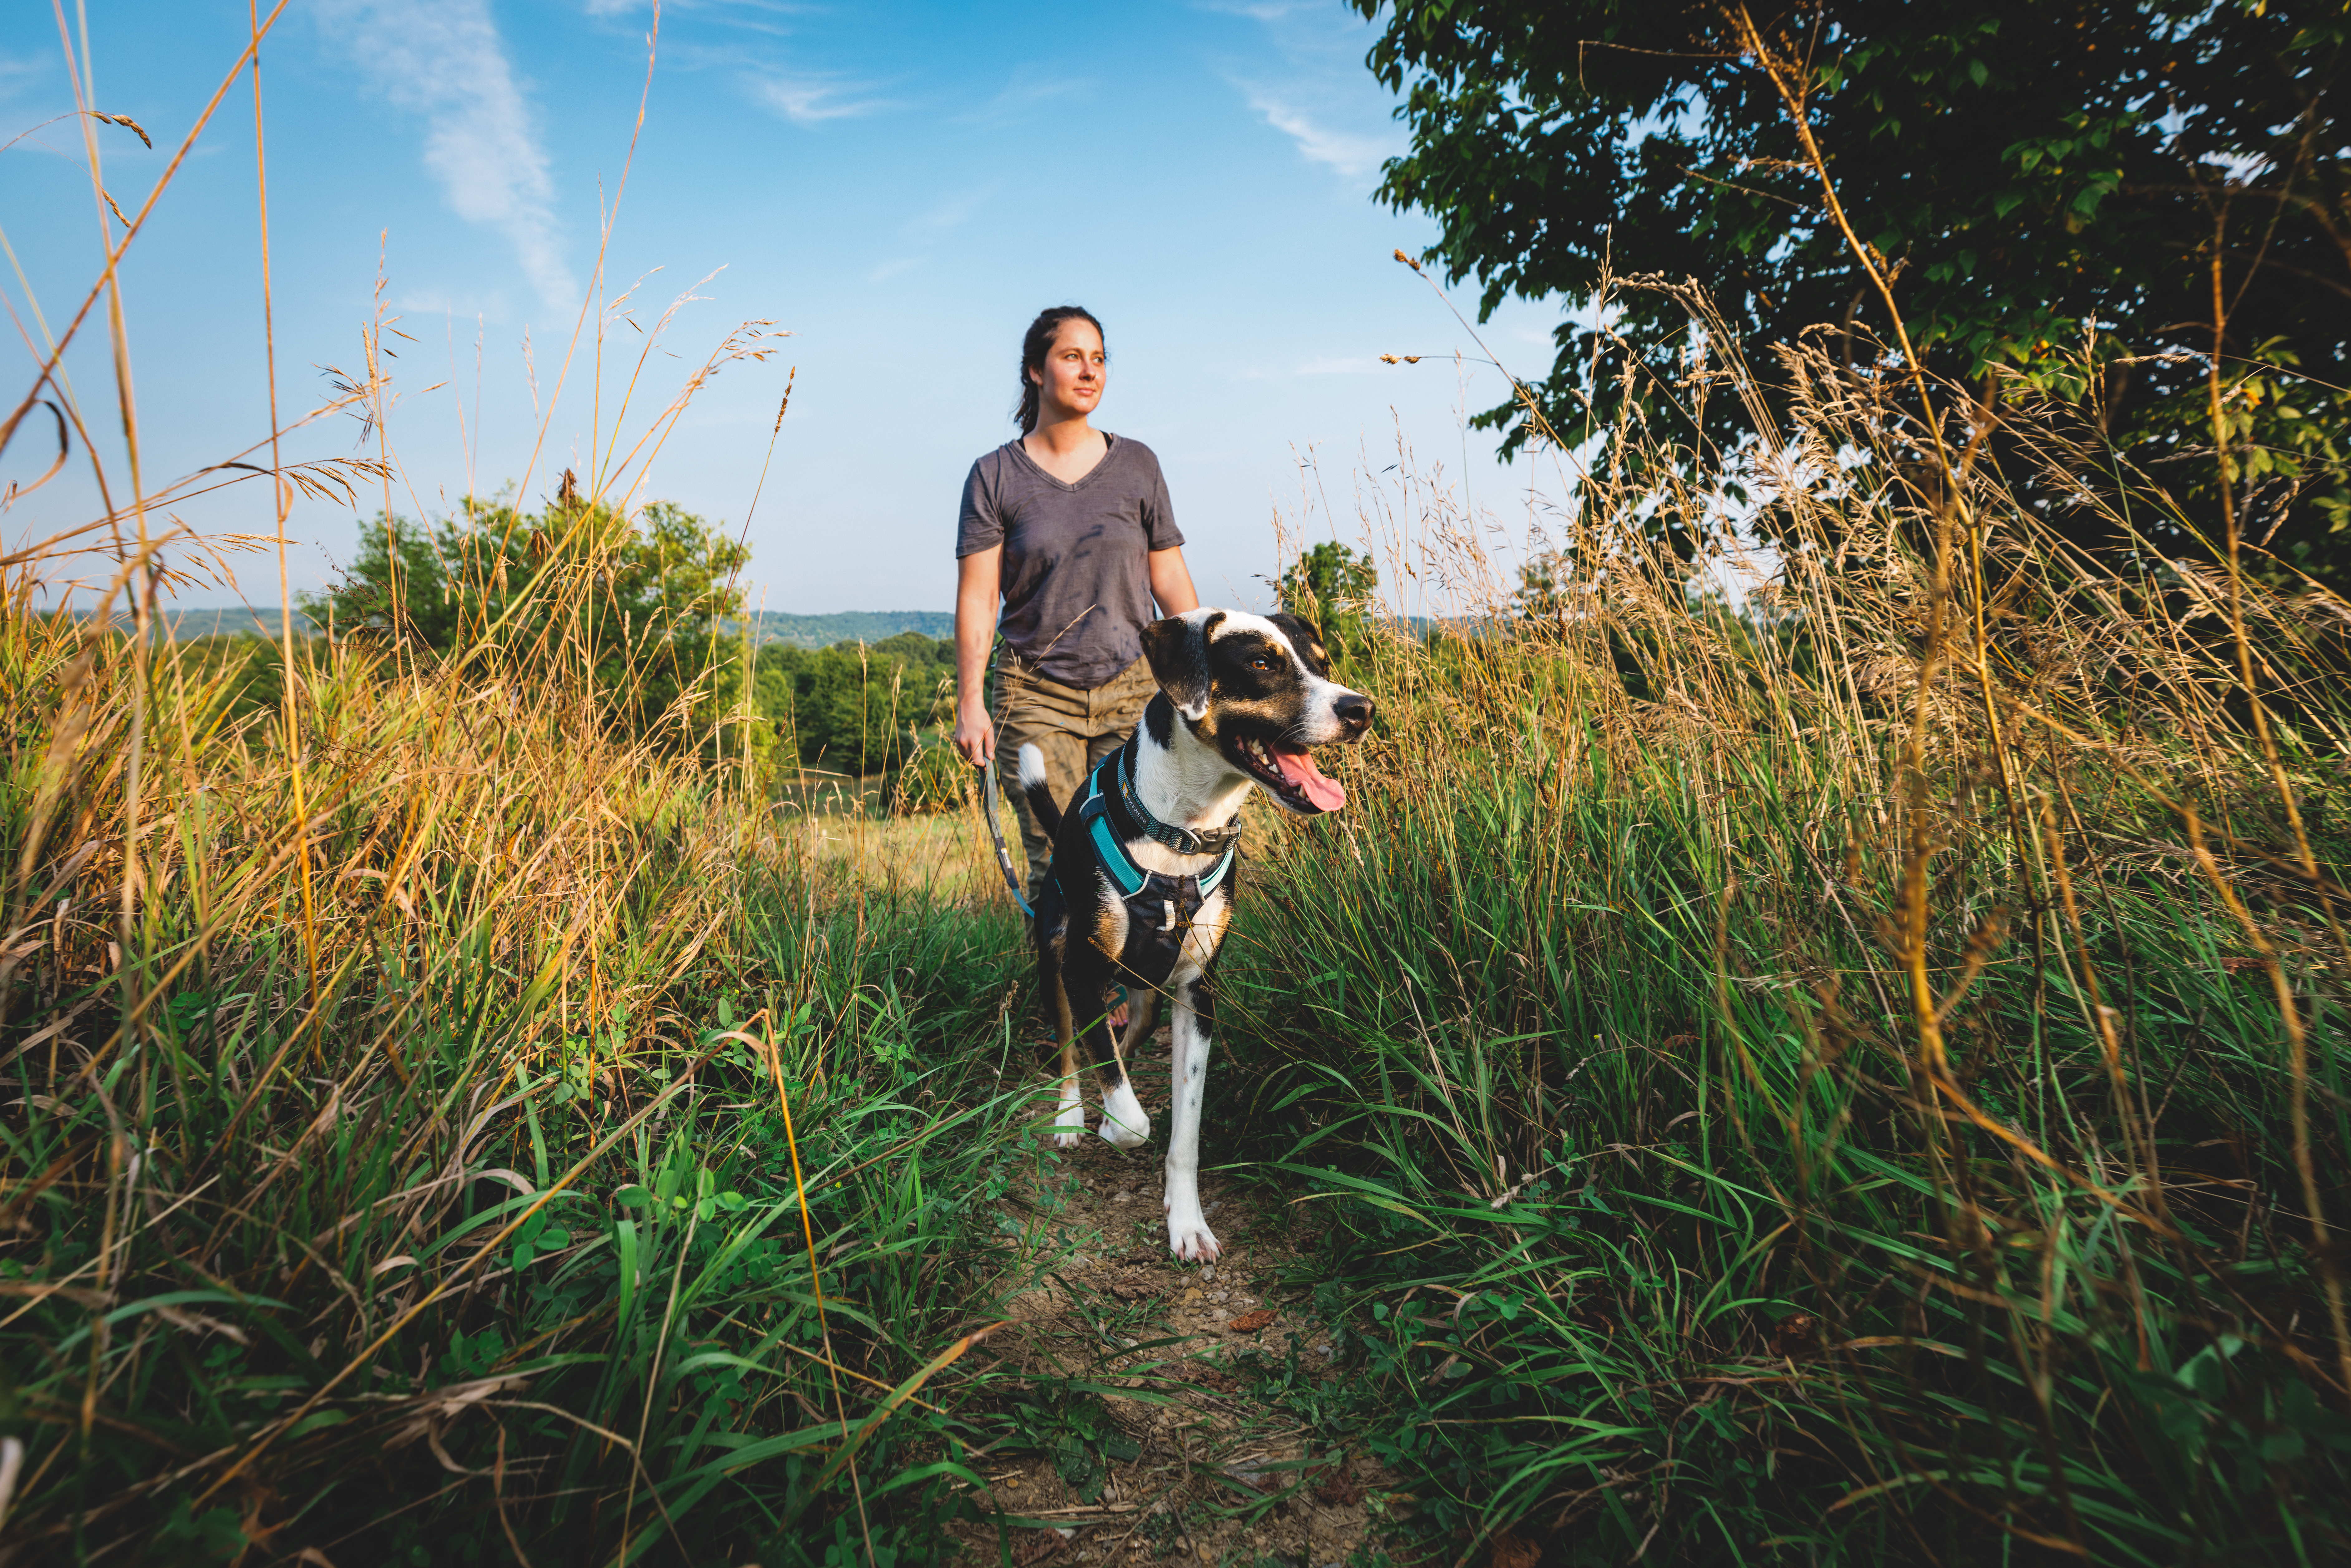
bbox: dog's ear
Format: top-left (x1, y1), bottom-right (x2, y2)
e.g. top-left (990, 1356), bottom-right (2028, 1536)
top-left (1267, 612), bottom-right (1333, 676)
top-left (1142, 612), bottom-right (1216, 717)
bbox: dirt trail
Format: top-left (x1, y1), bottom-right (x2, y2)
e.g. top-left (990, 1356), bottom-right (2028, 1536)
top-left (948, 1030), bottom-right (1394, 1566)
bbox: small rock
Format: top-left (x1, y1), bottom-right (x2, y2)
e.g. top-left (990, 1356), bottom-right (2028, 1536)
top-left (1182, 1287), bottom-right (1202, 1304)
top-left (1112, 1189), bottom-right (1133, 1203)
top-left (1225, 1460), bottom-right (1271, 1491)
top-left (1199, 1265), bottom-right (1216, 1282)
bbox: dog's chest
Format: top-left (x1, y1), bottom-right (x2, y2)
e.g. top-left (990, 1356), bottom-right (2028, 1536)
top-left (1089, 852), bottom-right (1233, 988)
top-left (1059, 736), bottom-right (1249, 988)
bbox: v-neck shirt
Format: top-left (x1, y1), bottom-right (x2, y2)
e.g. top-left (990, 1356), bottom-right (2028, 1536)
top-left (955, 432), bottom-right (1184, 688)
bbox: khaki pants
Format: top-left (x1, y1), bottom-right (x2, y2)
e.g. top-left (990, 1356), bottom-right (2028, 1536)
top-left (994, 652), bottom-right (1159, 901)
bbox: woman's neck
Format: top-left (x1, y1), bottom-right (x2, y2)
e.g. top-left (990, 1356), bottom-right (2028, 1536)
top-left (1024, 410), bottom-right (1101, 460)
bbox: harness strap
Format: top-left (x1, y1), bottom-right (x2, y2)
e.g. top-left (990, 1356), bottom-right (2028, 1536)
top-left (1117, 743), bottom-right (1242, 856)
top-left (1082, 750), bottom-right (1235, 900)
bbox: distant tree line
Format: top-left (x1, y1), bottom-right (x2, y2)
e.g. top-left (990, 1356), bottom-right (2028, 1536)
top-left (752, 632), bottom-right (954, 776)
top-left (741, 610), bottom-right (956, 650)
top-left (202, 518), bottom-right (1422, 805)
top-left (307, 493), bottom-right (752, 748)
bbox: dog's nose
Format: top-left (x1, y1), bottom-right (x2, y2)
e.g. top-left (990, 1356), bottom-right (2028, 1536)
top-left (1334, 691), bottom-right (1375, 733)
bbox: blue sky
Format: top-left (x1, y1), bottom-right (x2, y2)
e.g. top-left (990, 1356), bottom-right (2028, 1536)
top-left (3, 1), bottom-right (1579, 615)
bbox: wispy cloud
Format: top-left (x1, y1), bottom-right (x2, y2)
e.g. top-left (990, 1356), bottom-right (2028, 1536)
top-left (748, 72), bottom-right (895, 126)
top-left (1239, 87), bottom-right (1399, 181)
top-left (963, 70), bottom-right (1091, 128)
top-left (316, 0), bottom-right (578, 312)
top-left (1212, 0), bottom-right (1406, 185)
top-left (863, 183), bottom-right (995, 285)
top-left (1235, 355), bottom-right (1387, 381)
top-left (1202, 0), bottom-right (1380, 69)
top-left (1194, 0), bottom-right (1317, 24)
top-left (395, 287), bottom-right (501, 318)
top-left (906, 182), bottom-right (997, 237)
top-left (580, 0), bottom-right (799, 19)
top-left (0, 49), bottom-right (49, 105)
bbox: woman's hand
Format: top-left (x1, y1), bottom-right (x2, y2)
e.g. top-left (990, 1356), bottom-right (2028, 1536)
top-left (954, 697), bottom-right (994, 766)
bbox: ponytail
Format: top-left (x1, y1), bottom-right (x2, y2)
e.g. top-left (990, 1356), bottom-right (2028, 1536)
top-left (1014, 305), bottom-right (1105, 433)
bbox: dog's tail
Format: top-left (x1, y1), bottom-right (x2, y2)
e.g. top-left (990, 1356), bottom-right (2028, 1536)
top-left (1017, 743), bottom-right (1062, 839)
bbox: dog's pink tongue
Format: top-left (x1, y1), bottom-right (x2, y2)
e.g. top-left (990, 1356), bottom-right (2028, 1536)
top-left (1270, 744), bottom-right (1346, 812)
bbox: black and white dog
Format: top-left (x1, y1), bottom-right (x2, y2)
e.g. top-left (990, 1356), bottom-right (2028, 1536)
top-left (1018, 608), bottom-right (1374, 1261)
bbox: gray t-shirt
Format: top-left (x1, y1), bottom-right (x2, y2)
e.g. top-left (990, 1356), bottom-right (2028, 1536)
top-left (955, 433), bottom-right (1184, 689)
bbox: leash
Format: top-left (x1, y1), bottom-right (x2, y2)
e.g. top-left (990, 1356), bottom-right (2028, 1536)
top-left (976, 757), bottom-right (1034, 919)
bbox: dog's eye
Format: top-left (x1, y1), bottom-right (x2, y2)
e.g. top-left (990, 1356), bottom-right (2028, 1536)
top-left (1248, 655), bottom-right (1275, 672)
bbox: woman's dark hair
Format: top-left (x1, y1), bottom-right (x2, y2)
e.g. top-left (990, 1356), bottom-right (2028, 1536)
top-left (1015, 305), bottom-right (1105, 434)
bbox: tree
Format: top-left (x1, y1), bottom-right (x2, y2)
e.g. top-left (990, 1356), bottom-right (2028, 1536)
top-left (753, 635), bottom-right (954, 775)
top-left (308, 494), bottom-right (753, 748)
top-left (1355, 0), bottom-right (2351, 584)
top-left (1277, 542), bottom-right (1380, 656)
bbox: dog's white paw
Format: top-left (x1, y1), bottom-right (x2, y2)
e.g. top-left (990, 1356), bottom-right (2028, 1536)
top-left (1098, 1082), bottom-right (1151, 1148)
top-left (1052, 1085), bottom-right (1086, 1149)
top-left (1164, 1199), bottom-right (1220, 1262)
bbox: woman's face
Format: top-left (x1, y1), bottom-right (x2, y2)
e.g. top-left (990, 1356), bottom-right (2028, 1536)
top-left (1029, 319), bottom-right (1106, 420)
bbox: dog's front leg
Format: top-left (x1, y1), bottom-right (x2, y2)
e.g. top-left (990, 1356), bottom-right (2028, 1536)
top-left (1095, 984), bottom-right (1154, 1149)
top-left (1060, 934), bottom-right (1149, 1149)
top-left (1041, 923), bottom-right (1087, 1149)
top-left (1162, 970), bottom-right (1219, 1262)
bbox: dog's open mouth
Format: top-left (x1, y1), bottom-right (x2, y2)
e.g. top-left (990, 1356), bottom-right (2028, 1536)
top-left (1235, 736), bottom-right (1347, 813)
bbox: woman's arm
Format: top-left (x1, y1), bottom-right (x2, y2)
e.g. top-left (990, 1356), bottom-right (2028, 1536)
top-left (1148, 546), bottom-right (1200, 617)
top-left (953, 548), bottom-right (1002, 764)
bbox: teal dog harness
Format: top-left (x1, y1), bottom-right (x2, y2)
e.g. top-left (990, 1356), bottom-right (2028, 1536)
top-left (1039, 743), bottom-right (1238, 991)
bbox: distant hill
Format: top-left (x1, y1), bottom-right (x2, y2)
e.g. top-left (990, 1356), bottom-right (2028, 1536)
top-left (66, 606), bottom-right (321, 642)
top-left (737, 610), bottom-right (955, 649)
top-left (80, 606), bottom-right (956, 650)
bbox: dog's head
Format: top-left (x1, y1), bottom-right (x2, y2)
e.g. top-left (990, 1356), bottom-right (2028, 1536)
top-left (1139, 608), bottom-right (1375, 815)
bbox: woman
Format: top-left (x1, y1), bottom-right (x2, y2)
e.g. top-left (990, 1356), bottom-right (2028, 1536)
top-left (953, 305), bottom-right (1200, 904)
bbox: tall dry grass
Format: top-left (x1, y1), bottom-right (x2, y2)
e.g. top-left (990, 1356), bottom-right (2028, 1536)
top-left (1214, 264), bottom-right (2351, 1561)
top-left (0, 17), bottom-right (1057, 1560)
top-left (2, 580), bottom-right (1077, 1561)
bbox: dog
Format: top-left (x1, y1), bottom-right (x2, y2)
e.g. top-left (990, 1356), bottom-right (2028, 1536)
top-left (1018, 608), bottom-right (1374, 1261)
